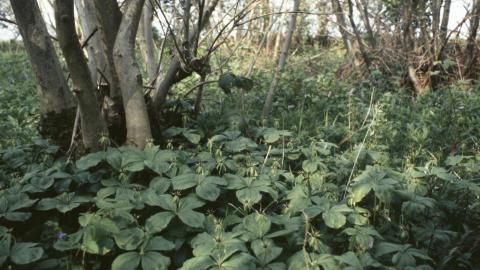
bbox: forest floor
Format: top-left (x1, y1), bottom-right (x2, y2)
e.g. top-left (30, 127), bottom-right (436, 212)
top-left (0, 47), bottom-right (479, 269)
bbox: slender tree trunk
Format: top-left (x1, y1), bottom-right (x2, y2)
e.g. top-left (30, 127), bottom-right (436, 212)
top-left (273, 13), bottom-right (286, 59)
top-left (439, 0), bottom-right (452, 45)
top-left (10, 0), bottom-right (76, 149)
top-left (261, 0), bottom-right (299, 118)
top-left (55, 0), bottom-right (108, 151)
top-left (151, 0), bottom-right (219, 109)
top-left (331, 0), bottom-right (353, 56)
top-left (138, 0), bottom-right (157, 82)
top-left (74, 0), bottom-right (106, 85)
top-left (347, 0), bottom-right (371, 70)
top-left (113, 0), bottom-right (152, 148)
top-left (356, 0), bottom-right (376, 48)
top-left (464, 0), bottom-right (480, 79)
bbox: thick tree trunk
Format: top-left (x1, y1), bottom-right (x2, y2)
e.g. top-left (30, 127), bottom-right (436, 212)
top-left (93, 0), bottom-right (126, 144)
top-left (55, 0), bottom-right (108, 151)
top-left (74, 0), bottom-right (106, 85)
top-left (138, 0), bottom-right (157, 82)
top-left (261, 0), bottom-right (299, 118)
top-left (93, 0), bottom-right (122, 99)
top-left (10, 0), bottom-right (76, 149)
top-left (151, 0), bottom-right (219, 109)
top-left (113, 0), bottom-right (152, 148)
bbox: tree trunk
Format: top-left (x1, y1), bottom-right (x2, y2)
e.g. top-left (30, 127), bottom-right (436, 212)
top-left (331, 0), bottom-right (353, 57)
top-left (439, 0), bottom-right (452, 45)
top-left (113, 0), bottom-right (152, 148)
top-left (54, 0), bottom-right (108, 151)
top-left (93, 0), bottom-right (122, 99)
top-left (347, 0), bottom-right (371, 70)
top-left (464, 0), bottom-right (480, 79)
top-left (10, 0), bottom-right (76, 149)
top-left (93, 0), bottom-right (126, 144)
top-left (74, 0), bottom-right (106, 85)
top-left (151, 0), bottom-right (219, 109)
top-left (261, 0), bottom-right (299, 118)
top-left (138, 0), bottom-right (157, 82)
top-left (356, 0), bottom-right (376, 48)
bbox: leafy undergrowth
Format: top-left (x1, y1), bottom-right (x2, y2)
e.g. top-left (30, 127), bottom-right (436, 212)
top-left (1, 49), bottom-right (480, 269)
top-left (0, 52), bottom-right (39, 148)
top-left (1, 122), bottom-right (479, 269)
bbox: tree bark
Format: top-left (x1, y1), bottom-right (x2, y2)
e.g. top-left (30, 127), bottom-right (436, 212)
top-left (93, 0), bottom-right (122, 99)
top-left (151, 0), bottom-right (219, 109)
top-left (464, 0), bottom-right (480, 79)
top-left (10, 0), bottom-right (76, 149)
top-left (356, 0), bottom-right (376, 48)
top-left (439, 0), bottom-right (452, 45)
top-left (138, 0), bottom-right (157, 82)
top-left (54, 0), bottom-right (108, 151)
top-left (331, 0), bottom-right (353, 57)
top-left (113, 0), bottom-right (152, 148)
top-left (261, 0), bottom-right (299, 118)
top-left (347, 0), bottom-right (371, 69)
top-left (74, 0), bottom-right (106, 85)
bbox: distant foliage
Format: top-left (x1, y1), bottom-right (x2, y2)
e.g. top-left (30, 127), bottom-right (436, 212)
top-left (0, 52), bottom-right (39, 148)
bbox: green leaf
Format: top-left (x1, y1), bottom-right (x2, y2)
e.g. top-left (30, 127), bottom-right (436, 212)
top-left (322, 208), bottom-right (346, 229)
top-left (178, 209), bottom-right (205, 228)
top-left (235, 76), bottom-right (254, 91)
top-left (114, 228), bottom-right (144, 251)
top-left (145, 236), bottom-right (175, 251)
top-left (145, 212), bottom-right (175, 233)
top-left (112, 252), bottom-right (141, 270)
top-left (172, 174), bottom-right (198, 190)
top-left (76, 152), bottom-right (104, 170)
top-left (244, 213), bottom-right (271, 238)
top-left (218, 72), bottom-right (237, 94)
top-left (141, 251), bottom-right (170, 270)
top-left (251, 239), bottom-right (282, 265)
top-left (349, 182), bottom-right (372, 204)
top-left (221, 253), bottom-right (254, 270)
top-left (179, 256), bottom-right (215, 270)
top-left (183, 130), bottom-right (201, 144)
top-left (10, 242), bottom-right (44, 265)
top-left (82, 225), bottom-right (115, 255)
top-left (196, 182), bottom-right (221, 201)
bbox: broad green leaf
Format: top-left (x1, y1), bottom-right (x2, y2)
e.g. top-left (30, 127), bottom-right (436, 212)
top-left (322, 208), bottom-right (346, 229)
top-left (145, 212), bottom-right (175, 233)
top-left (179, 256), bottom-right (215, 270)
top-left (172, 174), bottom-right (198, 190)
top-left (82, 226), bottom-right (114, 255)
top-left (251, 239), bottom-right (282, 265)
top-left (196, 182), bottom-right (221, 201)
top-left (221, 253), bottom-right (254, 270)
top-left (112, 252), bottom-right (141, 270)
top-left (349, 182), bottom-right (372, 204)
top-left (141, 251), bottom-right (170, 270)
top-left (114, 228), bottom-right (144, 251)
top-left (244, 213), bottom-right (271, 238)
top-left (145, 236), bottom-right (175, 251)
top-left (76, 152), bottom-right (104, 170)
top-left (10, 242), bottom-right (43, 265)
top-left (183, 130), bottom-right (201, 144)
top-left (178, 209), bottom-right (205, 228)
